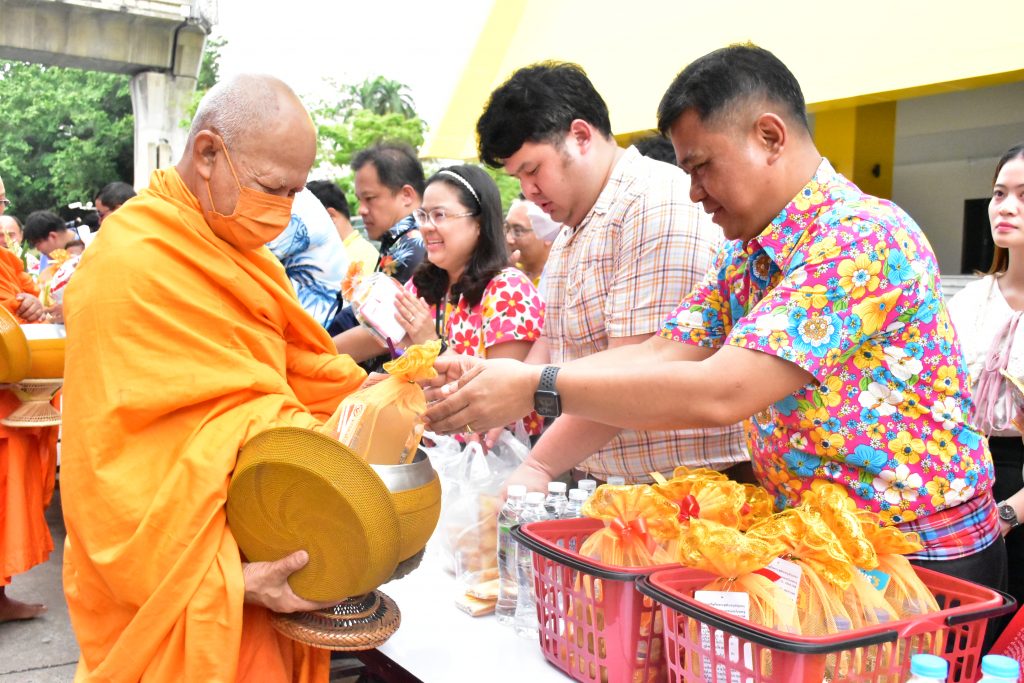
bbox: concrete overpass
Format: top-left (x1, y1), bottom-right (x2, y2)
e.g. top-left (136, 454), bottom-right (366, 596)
top-left (0, 0), bottom-right (215, 188)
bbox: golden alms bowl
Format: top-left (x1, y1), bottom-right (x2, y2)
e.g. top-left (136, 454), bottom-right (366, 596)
top-left (21, 324), bottom-right (66, 379)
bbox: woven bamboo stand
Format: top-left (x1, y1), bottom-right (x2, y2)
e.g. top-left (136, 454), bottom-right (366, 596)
top-left (1, 379), bottom-right (63, 427)
top-left (270, 590), bottom-right (401, 651)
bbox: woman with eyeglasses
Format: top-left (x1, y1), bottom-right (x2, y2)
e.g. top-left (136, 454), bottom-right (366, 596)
top-left (334, 165), bottom-right (545, 433)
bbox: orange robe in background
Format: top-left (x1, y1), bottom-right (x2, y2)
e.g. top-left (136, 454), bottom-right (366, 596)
top-left (61, 167), bottom-right (366, 682)
top-left (0, 248), bottom-right (59, 587)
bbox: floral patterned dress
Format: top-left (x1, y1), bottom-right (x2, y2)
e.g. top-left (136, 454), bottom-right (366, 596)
top-left (409, 267), bottom-right (545, 433)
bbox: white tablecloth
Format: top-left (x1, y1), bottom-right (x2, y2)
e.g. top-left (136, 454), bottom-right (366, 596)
top-left (377, 545), bottom-right (569, 682)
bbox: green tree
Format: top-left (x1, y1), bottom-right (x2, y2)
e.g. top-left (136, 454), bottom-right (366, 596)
top-left (0, 61), bottom-right (133, 215)
top-left (343, 76), bottom-right (417, 119)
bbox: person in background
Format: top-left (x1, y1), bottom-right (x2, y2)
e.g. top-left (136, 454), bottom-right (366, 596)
top-left (307, 179), bottom-right (379, 278)
top-left (0, 171), bottom-right (56, 624)
top-left (467, 61), bottom-right (748, 487)
top-left (94, 181), bottom-right (136, 226)
top-left (23, 211), bottom-right (88, 270)
top-left (335, 165), bottom-right (545, 439)
top-left (948, 142), bottom-right (1024, 612)
top-left (1, 214), bottom-right (23, 247)
top-left (60, 74), bottom-right (365, 681)
top-left (325, 143), bottom-right (426, 372)
top-left (425, 45), bottom-right (1004, 601)
top-left (266, 187), bottom-right (347, 326)
top-left (633, 133), bottom-right (679, 165)
top-left (504, 197), bottom-right (560, 290)
top-left (64, 239), bottom-right (85, 256)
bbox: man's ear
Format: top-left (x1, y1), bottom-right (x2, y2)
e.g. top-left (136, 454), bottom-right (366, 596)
top-left (568, 119), bottom-right (595, 155)
top-left (398, 184), bottom-right (418, 208)
top-left (193, 130), bottom-right (220, 181)
top-left (753, 113), bottom-right (787, 165)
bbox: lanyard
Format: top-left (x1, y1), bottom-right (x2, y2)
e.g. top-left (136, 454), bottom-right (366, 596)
top-left (434, 294), bottom-right (452, 352)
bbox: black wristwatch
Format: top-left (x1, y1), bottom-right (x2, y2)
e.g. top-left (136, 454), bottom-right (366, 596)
top-left (534, 365), bottom-right (562, 418)
top-left (997, 501), bottom-right (1020, 531)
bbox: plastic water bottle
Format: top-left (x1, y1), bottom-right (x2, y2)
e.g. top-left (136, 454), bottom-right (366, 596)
top-left (514, 491), bottom-right (549, 639)
top-left (904, 654), bottom-right (947, 683)
top-left (979, 654), bottom-right (1021, 682)
top-left (577, 478), bottom-right (597, 499)
top-left (544, 481), bottom-right (568, 518)
top-left (607, 475), bottom-right (626, 486)
top-left (495, 484), bottom-right (527, 625)
top-left (562, 488), bottom-right (589, 519)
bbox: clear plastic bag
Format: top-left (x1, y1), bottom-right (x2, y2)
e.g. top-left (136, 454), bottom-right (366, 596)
top-left (419, 428), bottom-right (529, 579)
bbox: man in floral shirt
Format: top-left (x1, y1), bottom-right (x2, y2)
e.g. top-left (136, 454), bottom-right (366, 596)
top-left (424, 46), bottom-right (1003, 593)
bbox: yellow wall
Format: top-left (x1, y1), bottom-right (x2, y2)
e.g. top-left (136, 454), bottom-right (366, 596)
top-left (815, 103), bottom-right (896, 199)
top-left (425, 0), bottom-right (1024, 159)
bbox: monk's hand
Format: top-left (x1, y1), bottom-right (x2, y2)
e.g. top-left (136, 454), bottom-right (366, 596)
top-left (423, 358), bottom-right (541, 436)
top-left (242, 550), bottom-right (340, 614)
top-left (15, 293), bottom-right (45, 322)
top-left (394, 289), bottom-right (436, 345)
top-left (44, 303), bottom-right (64, 324)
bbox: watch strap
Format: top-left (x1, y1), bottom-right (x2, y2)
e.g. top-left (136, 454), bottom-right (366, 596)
top-left (539, 365), bottom-right (559, 392)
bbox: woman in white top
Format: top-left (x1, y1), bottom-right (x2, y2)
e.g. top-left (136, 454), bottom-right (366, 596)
top-left (948, 142), bottom-right (1024, 610)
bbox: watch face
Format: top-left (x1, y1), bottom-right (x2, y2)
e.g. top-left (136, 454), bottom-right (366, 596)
top-left (999, 504), bottom-right (1018, 524)
top-left (535, 390), bottom-right (560, 418)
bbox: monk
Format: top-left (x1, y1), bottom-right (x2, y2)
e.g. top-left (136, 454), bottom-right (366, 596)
top-left (0, 172), bottom-right (54, 623)
top-left (60, 75), bottom-right (366, 681)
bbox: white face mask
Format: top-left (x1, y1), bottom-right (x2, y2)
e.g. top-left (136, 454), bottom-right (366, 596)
top-left (514, 199), bottom-right (563, 242)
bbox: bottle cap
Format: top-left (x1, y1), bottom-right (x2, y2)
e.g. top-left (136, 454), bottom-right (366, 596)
top-left (569, 488), bottom-right (589, 501)
top-left (909, 654), bottom-right (948, 679)
top-left (606, 475), bottom-right (626, 486)
top-left (547, 481), bottom-right (567, 494)
top-left (524, 491), bottom-right (546, 505)
top-left (981, 654), bottom-right (1020, 678)
top-left (506, 484), bottom-right (527, 498)
top-left (578, 479), bottom-right (597, 492)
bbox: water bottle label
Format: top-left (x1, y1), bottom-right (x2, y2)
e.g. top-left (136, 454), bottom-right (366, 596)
top-left (858, 568), bottom-right (891, 592)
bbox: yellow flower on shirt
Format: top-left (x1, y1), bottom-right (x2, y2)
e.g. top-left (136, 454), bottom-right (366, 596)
top-left (837, 254), bottom-right (881, 299)
top-left (888, 430), bottom-right (924, 465)
top-left (853, 288), bottom-right (902, 336)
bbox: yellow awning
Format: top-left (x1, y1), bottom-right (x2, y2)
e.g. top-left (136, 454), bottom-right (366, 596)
top-left (423, 0), bottom-right (1024, 160)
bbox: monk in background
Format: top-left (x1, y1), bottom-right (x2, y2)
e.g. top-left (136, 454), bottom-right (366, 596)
top-left (60, 75), bottom-right (366, 681)
top-left (0, 171), bottom-right (57, 624)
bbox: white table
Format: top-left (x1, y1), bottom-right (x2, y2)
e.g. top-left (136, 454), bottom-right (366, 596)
top-left (375, 546), bottom-right (570, 682)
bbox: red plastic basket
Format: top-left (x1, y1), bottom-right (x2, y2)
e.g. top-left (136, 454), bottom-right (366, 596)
top-left (637, 565), bottom-right (1014, 683)
top-left (512, 518), bottom-right (676, 683)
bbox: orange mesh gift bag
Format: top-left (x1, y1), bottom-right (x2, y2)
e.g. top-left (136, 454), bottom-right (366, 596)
top-left (326, 340), bottom-right (441, 465)
top-left (676, 518), bottom-right (801, 634)
top-left (578, 485), bottom-right (681, 567)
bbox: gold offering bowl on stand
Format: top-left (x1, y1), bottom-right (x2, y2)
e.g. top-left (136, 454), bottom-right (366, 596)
top-left (228, 427), bottom-right (442, 651)
top-left (0, 308), bottom-right (65, 428)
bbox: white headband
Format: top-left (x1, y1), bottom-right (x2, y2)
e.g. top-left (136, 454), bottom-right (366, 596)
top-left (437, 170), bottom-right (480, 206)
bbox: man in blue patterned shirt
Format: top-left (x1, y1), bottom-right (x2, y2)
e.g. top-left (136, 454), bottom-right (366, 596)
top-left (326, 142), bottom-right (426, 362)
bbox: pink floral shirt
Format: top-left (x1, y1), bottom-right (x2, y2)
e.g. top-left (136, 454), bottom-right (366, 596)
top-left (659, 160), bottom-right (993, 528)
top-left (409, 267), bottom-right (545, 432)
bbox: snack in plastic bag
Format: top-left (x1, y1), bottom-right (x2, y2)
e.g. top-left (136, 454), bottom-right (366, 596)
top-left (328, 340), bottom-right (440, 465)
top-left (578, 485), bottom-right (680, 567)
top-left (419, 430), bottom-right (529, 579)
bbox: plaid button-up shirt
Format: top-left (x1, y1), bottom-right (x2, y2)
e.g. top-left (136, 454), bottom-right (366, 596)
top-left (543, 146), bottom-right (748, 481)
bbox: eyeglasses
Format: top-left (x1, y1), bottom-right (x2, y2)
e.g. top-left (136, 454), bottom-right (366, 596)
top-left (413, 207), bottom-right (476, 229)
top-left (504, 222), bottom-right (533, 238)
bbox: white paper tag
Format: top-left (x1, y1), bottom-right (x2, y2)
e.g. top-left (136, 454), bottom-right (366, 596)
top-left (694, 591), bottom-right (753, 683)
top-left (760, 556), bottom-right (803, 603)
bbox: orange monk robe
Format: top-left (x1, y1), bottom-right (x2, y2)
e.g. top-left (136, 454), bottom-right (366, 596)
top-left (61, 167), bottom-right (366, 682)
top-left (0, 247), bottom-right (59, 587)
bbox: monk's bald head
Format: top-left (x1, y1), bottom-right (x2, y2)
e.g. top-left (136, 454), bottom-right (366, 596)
top-left (187, 74), bottom-right (314, 155)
